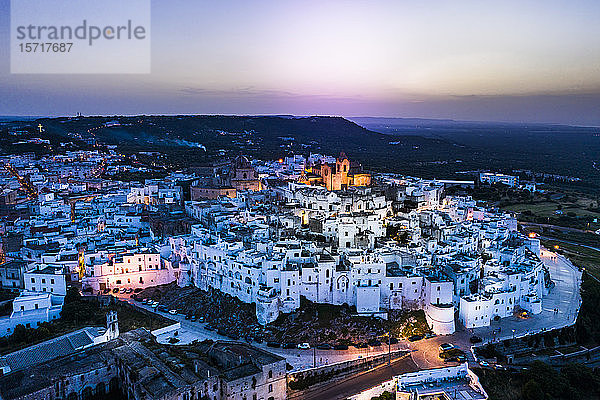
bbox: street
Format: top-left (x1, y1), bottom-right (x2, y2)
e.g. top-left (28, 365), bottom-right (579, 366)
top-left (121, 249), bottom-right (580, 376)
top-left (124, 297), bottom-right (458, 371)
top-left (471, 249), bottom-right (582, 343)
top-left (292, 355), bottom-right (419, 400)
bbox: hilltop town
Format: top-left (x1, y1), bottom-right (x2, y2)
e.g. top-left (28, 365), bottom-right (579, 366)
top-left (0, 141), bottom-right (585, 400)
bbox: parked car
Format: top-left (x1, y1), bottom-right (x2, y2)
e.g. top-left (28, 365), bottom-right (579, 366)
top-left (184, 314), bottom-right (192, 320)
top-left (354, 342), bottom-right (368, 348)
top-left (126, 288), bottom-right (133, 294)
top-left (112, 288), bottom-right (119, 294)
top-left (316, 343), bottom-right (332, 350)
top-left (297, 343), bottom-right (310, 350)
top-left (334, 344), bottom-right (349, 350)
top-left (190, 316), bottom-right (197, 322)
top-left (439, 348), bottom-right (465, 360)
top-left (197, 316), bottom-right (205, 323)
top-left (133, 288), bottom-right (143, 293)
top-left (266, 342), bottom-right (281, 348)
top-left (120, 288), bottom-right (127, 294)
top-left (157, 305), bottom-right (168, 312)
top-left (444, 355), bottom-right (466, 363)
top-left (102, 288), bottom-right (111, 294)
top-left (368, 339), bottom-right (382, 347)
top-left (204, 325), bottom-right (215, 331)
top-left (439, 343), bottom-right (454, 352)
top-left (408, 335), bottom-right (423, 342)
top-left (388, 337), bottom-right (398, 344)
top-left (470, 335), bottom-right (483, 344)
top-left (282, 342), bottom-right (297, 349)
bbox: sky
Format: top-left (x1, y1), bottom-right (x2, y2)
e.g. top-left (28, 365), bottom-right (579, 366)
top-left (1, 0), bottom-right (599, 125)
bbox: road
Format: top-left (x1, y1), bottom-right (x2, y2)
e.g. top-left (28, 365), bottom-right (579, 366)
top-left (293, 355), bottom-right (419, 400)
top-left (472, 249), bottom-right (582, 343)
top-left (124, 298), bottom-right (423, 371)
top-left (123, 296), bottom-right (467, 372)
top-left (538, 235), bottom-right (600, 253)
top-left (519, 221), bottom-right (597, 235)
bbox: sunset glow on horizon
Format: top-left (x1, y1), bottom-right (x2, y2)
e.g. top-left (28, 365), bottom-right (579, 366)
top-left (1, 0), bottom-right (599, 125)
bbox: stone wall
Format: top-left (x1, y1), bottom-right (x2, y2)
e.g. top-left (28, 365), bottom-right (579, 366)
top-left (287, 351), bottom-right (409, 398)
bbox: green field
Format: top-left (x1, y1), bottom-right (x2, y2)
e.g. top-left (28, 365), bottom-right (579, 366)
top-left (540, 239), bottom-right (600, 280)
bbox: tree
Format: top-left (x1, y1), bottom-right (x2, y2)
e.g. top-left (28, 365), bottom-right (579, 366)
top-left (10, 324), bottom-right (28, 343)
top-left (522, 379), bottom-right (544, 400)
top-left (64, 286), bottom-right (81, 304)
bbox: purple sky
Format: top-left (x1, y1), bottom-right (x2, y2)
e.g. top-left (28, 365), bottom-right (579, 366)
top-left (1, 0), bottom-right (599, 125)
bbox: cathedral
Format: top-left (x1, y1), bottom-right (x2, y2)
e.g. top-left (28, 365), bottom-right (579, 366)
top-left (300, 152), bottom-right (371, 191)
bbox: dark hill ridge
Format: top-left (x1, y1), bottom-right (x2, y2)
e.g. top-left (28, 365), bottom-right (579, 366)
top-left (28, 115), bottom-right (453, 171)
top-left (5, 114), bottom-right (597, 190)
top-left (38, 115), bottom-right (387, 143)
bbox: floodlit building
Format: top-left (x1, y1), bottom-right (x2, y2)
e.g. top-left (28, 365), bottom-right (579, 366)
top-left (83, 249), bottom-right (179, 292)
top-left (397, 363), bottom-right (488, 399)
top-left (479, 172), bottom-right (519, 187)
top-left (299, 152), bottom-right (372, 191)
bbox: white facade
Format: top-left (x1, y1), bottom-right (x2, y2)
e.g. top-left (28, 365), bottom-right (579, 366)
top-left (24, 266), bottom-right (68, 296)
top-left (83, 250), bottom-right (179, 292)
top-left (480, 172), bottom-right (519, 187)
top-left (0, 291), bottom-right (64, 336)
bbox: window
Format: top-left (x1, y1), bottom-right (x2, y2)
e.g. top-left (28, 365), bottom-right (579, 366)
top-left (31, 277), bottom-right (35, 283)
top-left (51, 279), bottom-right (54, 284)
top-left (268, 370), bottom-right (272, 378)
top-left (268, 384), bottom-right (273, 393)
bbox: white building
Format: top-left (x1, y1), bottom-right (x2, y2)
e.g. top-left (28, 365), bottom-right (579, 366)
top-left (83, 249), bottom-right (179, 292)
top-left (24, 265), bottom-right (68, 296)
top-left (0, 291), bottom-right (65, 336)
top-left (479, 172), bottom-right (519, 187)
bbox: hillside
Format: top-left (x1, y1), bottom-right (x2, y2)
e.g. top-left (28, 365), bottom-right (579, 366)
top-left (2, 115), bottom-right (599, 190)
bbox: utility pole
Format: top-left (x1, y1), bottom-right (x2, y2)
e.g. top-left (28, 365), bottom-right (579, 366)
top-left (313, 347), bottom-right (316, 368)
top-left (388, 330), bottom-right (391, 366)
